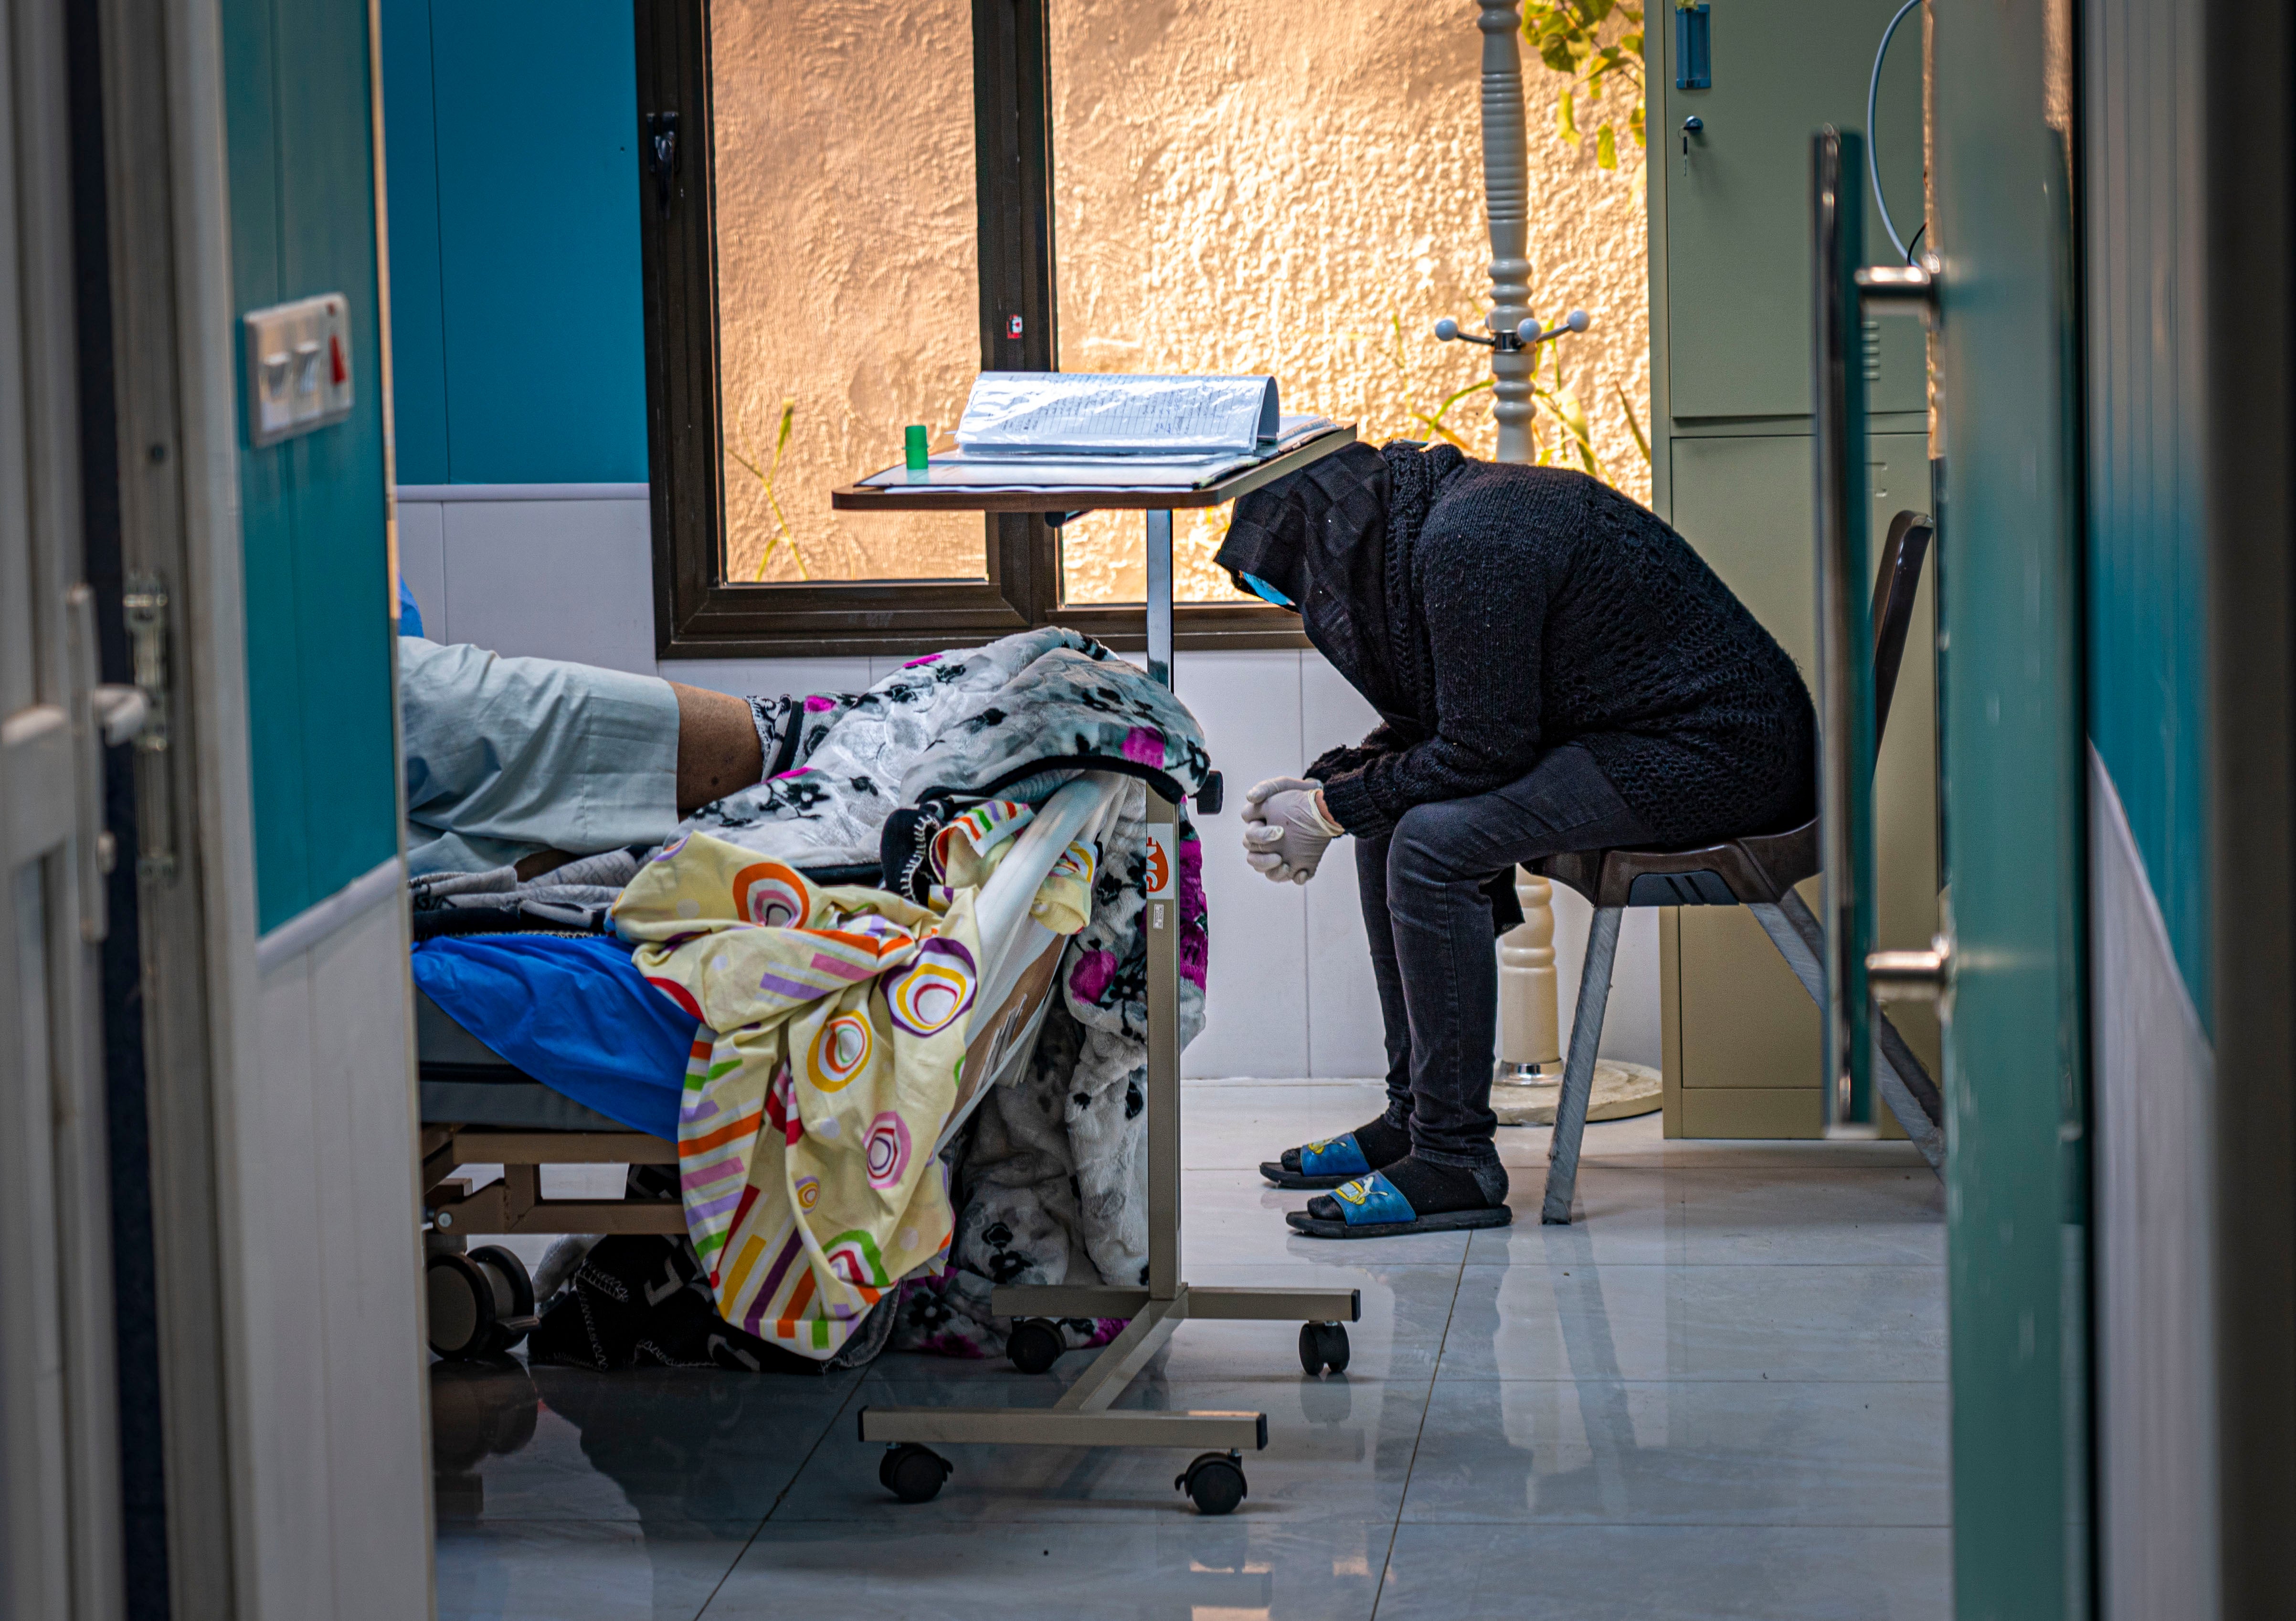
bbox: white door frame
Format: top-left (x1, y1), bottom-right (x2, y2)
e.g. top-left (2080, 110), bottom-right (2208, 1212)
top-left (1, 0), bottom-right (127, 1615)
top-left (86, 0), bottom-right (268, 1612)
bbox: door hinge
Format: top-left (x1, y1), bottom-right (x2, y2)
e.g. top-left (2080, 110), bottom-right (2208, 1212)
top-left (120, 572), bottom-right (177, 882)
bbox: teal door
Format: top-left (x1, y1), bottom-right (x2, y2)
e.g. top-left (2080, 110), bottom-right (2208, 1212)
top-left (1926, 4), bottom-right (2091, 1616)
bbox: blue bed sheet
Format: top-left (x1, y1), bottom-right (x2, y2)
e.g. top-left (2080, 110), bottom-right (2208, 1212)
top-left (411, 934), bottom-right (696, 1141)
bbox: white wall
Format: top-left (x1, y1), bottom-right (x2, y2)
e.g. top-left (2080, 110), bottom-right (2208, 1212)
top-left (2089, 747), bottom-right (2220, 1621)
top-left (396, 486), bottom-right (1661, 1080)
top-left (237, 870), bottom-right (433, 1621)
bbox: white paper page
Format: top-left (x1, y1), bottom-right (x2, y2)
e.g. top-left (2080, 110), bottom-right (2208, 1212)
top-left (955, 373), bottom-right (1280, 454)
top-left (859, 417), bottom-right (1340, 490)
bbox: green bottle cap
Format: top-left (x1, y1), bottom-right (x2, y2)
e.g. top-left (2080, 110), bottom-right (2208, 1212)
top-left (904, 424), bottom-right (929, 471)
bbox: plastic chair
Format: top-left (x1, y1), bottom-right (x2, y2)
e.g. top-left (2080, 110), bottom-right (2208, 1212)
top-left (1529, 511), bottom-right (1944, 1224)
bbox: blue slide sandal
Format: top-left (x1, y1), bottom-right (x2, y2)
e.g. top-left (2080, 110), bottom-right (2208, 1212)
top-left (1283, 1170), bottom-right (1513, 1240)
top-left (1259, 1133), bottom-right (1375, 1190)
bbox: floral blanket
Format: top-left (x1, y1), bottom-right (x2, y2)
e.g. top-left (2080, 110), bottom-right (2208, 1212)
top-left (611, 840), bottom-right (976, 1360)
top-left (657, 628), bottom-right (1212, 1359)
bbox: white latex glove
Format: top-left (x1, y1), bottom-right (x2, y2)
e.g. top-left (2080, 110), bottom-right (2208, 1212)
top-left (1240, 776), bottom-right (1344, 884)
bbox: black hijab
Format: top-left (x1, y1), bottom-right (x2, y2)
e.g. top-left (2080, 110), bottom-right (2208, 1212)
top-left (1218, 439), bottom-right (1457, 727)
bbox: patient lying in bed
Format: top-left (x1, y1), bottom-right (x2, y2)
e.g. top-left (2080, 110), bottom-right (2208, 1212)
top-left (401, 628), bottom-right (1216, 1366)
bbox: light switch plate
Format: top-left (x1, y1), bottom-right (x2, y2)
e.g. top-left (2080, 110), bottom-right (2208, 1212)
top-left (242, 293), bottom-right (354, 448)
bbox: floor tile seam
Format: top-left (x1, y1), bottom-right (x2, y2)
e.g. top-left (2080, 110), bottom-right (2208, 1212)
top-left (694, 1368), bottom-right (878, 1617)
top-left (1453, 1260), bottom-right (1948, 1270)
top-left (1426, 1371), bottom-right (1951, 1386)
top-left (1387, 1515), bottom-right (1957, 1529)
top-left (1369, 1240), bottom-right (1471, 1621)
top-left (1401, 1375), bottom-right (1953, 1387)
top-left (433, 1516), bottom-right (766, 1531)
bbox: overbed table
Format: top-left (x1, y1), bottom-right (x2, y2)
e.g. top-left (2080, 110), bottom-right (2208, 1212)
top-left (828, 424), bottom-right (1360, 1510)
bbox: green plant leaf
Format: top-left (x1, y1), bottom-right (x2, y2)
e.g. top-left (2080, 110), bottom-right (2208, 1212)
top-left (1596, 123), bottom-right (1618, 168)
top-left (1614, 380), bottom-right (1652, 464)
top-left (1557, 86), bottom-right (1579, 144)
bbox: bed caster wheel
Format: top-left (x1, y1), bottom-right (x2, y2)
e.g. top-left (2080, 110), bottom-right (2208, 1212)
top-left (1176, 1450), bottom-right (1248, 1516)
top-left (1006, 1317), bottom-right (1064, 1375)
top-left (426, 1246), bottom-right (538, 1361)
top-left (1299, 1320), bottom-right (1351, 1376)
top-left (879, 1443), bottom-right (952, 1504)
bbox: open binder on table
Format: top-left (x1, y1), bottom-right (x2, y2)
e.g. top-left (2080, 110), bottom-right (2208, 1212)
top-left (834, 377), bottom-right (1359, 1516)
top-left (846, 372), bottom-right (1348, 501)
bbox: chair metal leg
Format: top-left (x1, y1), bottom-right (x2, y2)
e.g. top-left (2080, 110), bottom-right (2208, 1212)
top-left (1746, 892), bottom-right (1945, 1170)
top-left (1541, 904), bottom-right (1622, 1225)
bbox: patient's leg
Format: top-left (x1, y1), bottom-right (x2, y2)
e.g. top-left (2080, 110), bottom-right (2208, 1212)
top-left (668, 682), bottom-right (764, 812)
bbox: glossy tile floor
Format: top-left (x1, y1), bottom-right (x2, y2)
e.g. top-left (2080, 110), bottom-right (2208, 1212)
top-left (432, 1080), bottom-right (1949, 1621)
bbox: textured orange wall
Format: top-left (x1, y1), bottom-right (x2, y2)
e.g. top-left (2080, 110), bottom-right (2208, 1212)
top-left (711, 0), bottom-right (985, 583)
top-left (1050, 0), bottom-right (1650, 603)
top-left (710, 0), bottom-right (1649, 595)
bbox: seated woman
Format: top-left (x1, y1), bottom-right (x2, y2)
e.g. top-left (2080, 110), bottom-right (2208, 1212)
top-left (1217, 440), bottom-right (1815, 1239)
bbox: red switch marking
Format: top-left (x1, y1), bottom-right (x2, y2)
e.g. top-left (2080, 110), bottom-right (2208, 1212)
top-left (329, 333), bottom-right (347, 386)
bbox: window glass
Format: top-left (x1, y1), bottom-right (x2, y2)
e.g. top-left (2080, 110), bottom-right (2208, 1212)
top-left (710, 0), bottom-right (984, 584)
top-left (1047, 0), bottom-right (1652, 604)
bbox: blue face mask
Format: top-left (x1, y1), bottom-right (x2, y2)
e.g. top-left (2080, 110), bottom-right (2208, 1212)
top-left (1239, 572), bottom-right (1294, 609)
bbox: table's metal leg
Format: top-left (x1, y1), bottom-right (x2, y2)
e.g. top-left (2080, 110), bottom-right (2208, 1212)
top-left (1143, 508), bottom-right (1183, 1301)
top-left (1145, 508), bottom-right (1174, 686)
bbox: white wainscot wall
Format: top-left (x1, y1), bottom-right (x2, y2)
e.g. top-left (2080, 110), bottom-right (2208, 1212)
top-left (241, 876), bottom-right (432, 1621)
top-left (2088, 747), bottom-right (2219, 1621)
top-left (398, 489), bottom-right (1661, 1080)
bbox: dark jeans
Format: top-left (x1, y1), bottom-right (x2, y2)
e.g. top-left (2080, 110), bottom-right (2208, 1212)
top-left (1356, 744), bottom-right (1655, 1169)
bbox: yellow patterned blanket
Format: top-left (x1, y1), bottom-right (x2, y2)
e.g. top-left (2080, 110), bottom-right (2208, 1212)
top-left (611, 832), bottom-right (983, 1359)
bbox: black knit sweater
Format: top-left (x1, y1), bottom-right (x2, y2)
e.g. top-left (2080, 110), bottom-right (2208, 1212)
top-left (1217, 441), bottom-right (1816, 845)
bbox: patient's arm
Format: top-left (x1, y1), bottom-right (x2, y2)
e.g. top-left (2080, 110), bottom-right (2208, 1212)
top-left (669, 682), bottom-right (764, 813)
top-left (510, 687), bottom-right (759, 883)
top-left (505, 685), bottom-right (759, 883)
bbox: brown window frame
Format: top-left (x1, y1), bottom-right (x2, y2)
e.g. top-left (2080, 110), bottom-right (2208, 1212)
top-left (634, 0), bottom-right (1310, 660)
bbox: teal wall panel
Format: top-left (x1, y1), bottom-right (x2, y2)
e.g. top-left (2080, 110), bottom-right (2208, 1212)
top-left (223, 0), bottom-right (401, 933)
top-left (378, 0), bottom-right (646, 484)
top-left (379, 0), bottom-right (449, 483)
top-left (2083, 0), bottom-right (2211, 1029)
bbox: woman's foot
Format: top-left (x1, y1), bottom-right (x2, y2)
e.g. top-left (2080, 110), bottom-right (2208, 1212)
top-left (1259, 1114), bottom-right (1413, 1189)
top-left (1284, 1154), bottom-right (1512, 1239)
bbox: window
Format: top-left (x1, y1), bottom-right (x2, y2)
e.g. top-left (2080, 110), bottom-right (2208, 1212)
top-left (639, 0), bottom-right (1649, 659)
top-left (640, 0), bottom-right (1301, 657)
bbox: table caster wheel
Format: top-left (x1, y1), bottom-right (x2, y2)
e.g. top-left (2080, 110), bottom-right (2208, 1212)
top-left (1006, 1317), bottom-right (1063, 1375)
top-left (879, 1443), bottom-right (952, 1504)
top-left (1299, 1320), bottom-right (1351, 1376)
top-left (1176, 1450), bottom-right (1247, 1516)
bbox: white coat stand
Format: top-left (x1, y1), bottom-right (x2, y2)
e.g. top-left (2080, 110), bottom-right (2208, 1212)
top-left (834, 429), bottom-right (1362, 1515)
top-left (1436, 0), bottom-right (1597, 1102)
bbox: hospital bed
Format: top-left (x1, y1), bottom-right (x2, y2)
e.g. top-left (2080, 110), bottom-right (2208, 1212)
top-left (418, 771), bottom-right (1130, 1361)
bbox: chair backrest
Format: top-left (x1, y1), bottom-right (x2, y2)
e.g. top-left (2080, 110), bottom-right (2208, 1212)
top-left (1869, 509), bottom-right (1934, 751)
